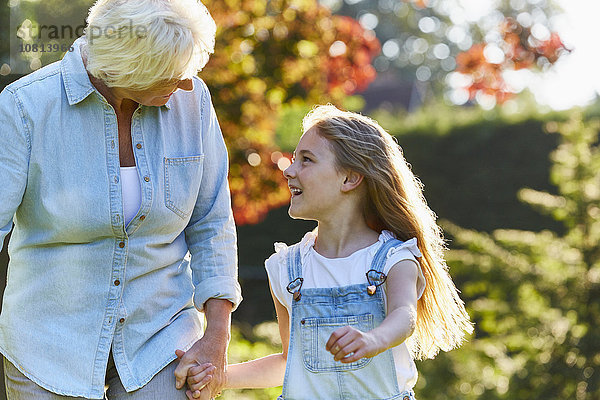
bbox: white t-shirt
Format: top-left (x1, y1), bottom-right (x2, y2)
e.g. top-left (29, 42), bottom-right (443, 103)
top-left (264, 230), bottom-right (426, 392)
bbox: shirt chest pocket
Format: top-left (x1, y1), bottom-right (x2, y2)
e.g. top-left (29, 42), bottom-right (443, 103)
top-left (164, 155), bottom-right (204, 219)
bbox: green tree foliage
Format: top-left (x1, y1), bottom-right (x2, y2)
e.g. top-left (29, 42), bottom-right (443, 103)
top-left (418, 114), bottom-right (600, 399)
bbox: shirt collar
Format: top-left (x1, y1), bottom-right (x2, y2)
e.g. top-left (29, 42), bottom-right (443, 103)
top-left (60, 36), bottom-right (171, 110)
top-left (60, 37), bottom-right (96, 106)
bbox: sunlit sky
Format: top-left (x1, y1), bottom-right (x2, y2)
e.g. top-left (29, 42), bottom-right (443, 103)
top-left (526, 0), bottom-right (600, 110)
top-left (456, 0), bottom-right (600, 110)
top-left (342, 0), bottom-right (599, 110)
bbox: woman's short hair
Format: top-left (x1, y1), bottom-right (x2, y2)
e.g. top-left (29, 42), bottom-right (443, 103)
top-left (84, 0), bottom-right (216, 91)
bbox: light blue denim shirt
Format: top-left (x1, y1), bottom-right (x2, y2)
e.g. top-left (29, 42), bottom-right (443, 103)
top-left (0, 37), bottom-right (242, 398)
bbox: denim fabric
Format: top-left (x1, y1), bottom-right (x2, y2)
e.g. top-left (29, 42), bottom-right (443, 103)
top-left (279, 239), bottom-right (416, 400)
top-left (0, 37), bottom-right (241, 398)
top-left (4, 355), bottom-right (189, 399)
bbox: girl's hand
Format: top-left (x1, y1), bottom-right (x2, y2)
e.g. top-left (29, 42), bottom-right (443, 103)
top-left (325, 326), bottom-right (384, 363)
top-left (176, 349), bottom-right (216, 398)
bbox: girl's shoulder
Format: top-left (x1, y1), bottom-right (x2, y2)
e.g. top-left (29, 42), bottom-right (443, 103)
top-left (378, 231), bottom-right (426, 299)
top-left (264, 230), bottom-right (317, 308)
top-left (376, 231), bottom-right (422, 262)
top-left (265, 229), bottom-right (317, 271)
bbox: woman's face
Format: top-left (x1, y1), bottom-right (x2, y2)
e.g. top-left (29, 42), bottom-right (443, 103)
top-left (115, 78), bottom-right (194, 107)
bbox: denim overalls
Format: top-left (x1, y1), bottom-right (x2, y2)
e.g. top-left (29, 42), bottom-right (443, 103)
top-left (279, 238), bottom-right (417, 400)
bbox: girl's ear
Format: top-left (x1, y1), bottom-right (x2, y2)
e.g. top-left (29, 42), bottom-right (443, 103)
top-left (341, 170), bottom-right (364, 192)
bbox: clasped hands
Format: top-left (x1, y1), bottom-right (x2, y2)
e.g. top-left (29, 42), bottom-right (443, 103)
top-left (174, 335), bottom-right (225, 400)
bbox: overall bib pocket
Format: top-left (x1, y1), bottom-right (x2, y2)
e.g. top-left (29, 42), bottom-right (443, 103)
top-left (301, 313), bottom-right (374, 373)
top-left (164, 155), bottom-right (204, 219)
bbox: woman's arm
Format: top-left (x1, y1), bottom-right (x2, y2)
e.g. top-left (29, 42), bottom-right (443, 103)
top-left (0, 89), bottom-right (30, 250)
top-left (326, 259), bottom-right (419, 363)
top-left (224, 284), bottom-right (290, 389)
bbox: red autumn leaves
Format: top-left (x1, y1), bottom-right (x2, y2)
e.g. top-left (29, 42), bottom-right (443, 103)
top-left (456, 17), bottom-right (570, 103)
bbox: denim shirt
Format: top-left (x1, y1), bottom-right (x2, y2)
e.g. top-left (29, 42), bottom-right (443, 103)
top-left (0, 37), bottom-right (242, 398)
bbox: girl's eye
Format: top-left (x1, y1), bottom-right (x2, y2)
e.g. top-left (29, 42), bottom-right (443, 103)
top-left (302, 156), bottom-right (312, 162)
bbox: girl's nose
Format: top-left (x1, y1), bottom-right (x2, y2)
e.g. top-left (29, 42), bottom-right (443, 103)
top-left (283, 162), bottom-right (295, 179)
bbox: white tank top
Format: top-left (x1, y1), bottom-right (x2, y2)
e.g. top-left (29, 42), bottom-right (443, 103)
top-left (120, 166), bottom-right (141, 226)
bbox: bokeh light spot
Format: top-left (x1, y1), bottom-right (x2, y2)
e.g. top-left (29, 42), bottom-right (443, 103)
top-left (271, 151), bottom-right (283, 164)
top-left (329, 40), bottom-right (347, 57)
top-left (277, 157), bottom-right (291, 171)
top-left (418, 16), bottom-right (436, 33)
top-left (416, 66), bottom-right (432, 81)
top-left (483, 44), bottom-right (505, 64)
top-left (382, 40), bottom-right (400, 59)
top-left (359, 13), bottom-right (379, 30)
top-left (433, 43), bottom-right (450, 59)
top-left (247, 152), bottom-right (261, 167)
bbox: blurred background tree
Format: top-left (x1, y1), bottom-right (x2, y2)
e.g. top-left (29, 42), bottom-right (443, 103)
top-left (326, 0), bottom-right (569, 108)
top-left (423, 114), bottom-right (600, 399)
top-left (201, 0), bottom-right (380, 224)
top-left (1, 0), bottom-right (569, 224)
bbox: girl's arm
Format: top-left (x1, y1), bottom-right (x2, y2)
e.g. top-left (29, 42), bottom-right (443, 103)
top-left (224, 284), bottom-right (290, 389)
top-left (326, 259), bottom-right (419, 363)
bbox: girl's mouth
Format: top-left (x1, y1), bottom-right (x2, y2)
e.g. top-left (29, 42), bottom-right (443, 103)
top-left (289, 186), bottom-right (303, 196)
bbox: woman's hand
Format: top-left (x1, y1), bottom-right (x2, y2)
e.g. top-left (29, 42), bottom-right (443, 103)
top-left (174, 299), bottom-right (233, 398)
top-left (175, 350), bottom-right (216, 399)
top-left (325, 326), bottom-right (384, 363)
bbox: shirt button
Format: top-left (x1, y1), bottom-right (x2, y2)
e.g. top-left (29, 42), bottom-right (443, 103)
top-left (119, 318), bottom-right (125, 324)
top-left (118, 241), bottom-right (125, 248)
top-left (144, 176), bottom-right (150, 182)
top-left (136, 143), bottom-right (142, 149)
top-left (114, 280), bottom-right (120, 286)
top-left (139, 215), bottom-right (146, 221)
top-left (114, 176), bottom-right (119, 183)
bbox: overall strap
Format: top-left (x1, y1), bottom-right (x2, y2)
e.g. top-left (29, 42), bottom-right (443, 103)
top-left (285, 243), bottom-right (304, 300)
top-left (366, 238), bottom-right (404, 294)
top-left (370, 238), bottom-right (404, 273)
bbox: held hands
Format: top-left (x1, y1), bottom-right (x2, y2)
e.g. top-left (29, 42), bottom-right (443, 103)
top-left (326, 326), bottom-right (384, 363)
top-left (175, 350), bottom-right (216, 399)
top-left (174, 334), bottom-right (228, 399)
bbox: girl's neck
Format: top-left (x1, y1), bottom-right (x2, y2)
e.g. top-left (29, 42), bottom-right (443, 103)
top-left (314, 218), bottom-right (379, 259)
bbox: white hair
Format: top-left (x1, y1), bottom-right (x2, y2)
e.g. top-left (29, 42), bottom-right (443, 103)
top-left (84, 0), bottom-right (216, 90)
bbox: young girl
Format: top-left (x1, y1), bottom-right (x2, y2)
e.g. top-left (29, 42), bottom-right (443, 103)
top-left (182, 105), bottom-right (473, 399)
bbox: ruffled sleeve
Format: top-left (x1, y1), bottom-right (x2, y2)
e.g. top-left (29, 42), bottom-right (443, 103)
top-left (264, 230), bottom-right (317, 311)
top-left (264, 243), bottom-right (289, 310)
top-left (379, 233), bottom-right (427, 300)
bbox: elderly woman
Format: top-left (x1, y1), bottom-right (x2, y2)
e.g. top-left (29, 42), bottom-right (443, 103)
top-left (0, 0), bottom-right (240, 399)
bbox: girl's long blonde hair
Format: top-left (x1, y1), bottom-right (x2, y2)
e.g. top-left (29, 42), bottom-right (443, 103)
top-left (303, 105), bottom-right (473, 360)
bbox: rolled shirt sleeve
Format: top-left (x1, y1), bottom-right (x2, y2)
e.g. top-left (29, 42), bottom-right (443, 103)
top-left (184, 81), bottom-right (242, 312)
top-left (0, 88), bottom-right (30, 249)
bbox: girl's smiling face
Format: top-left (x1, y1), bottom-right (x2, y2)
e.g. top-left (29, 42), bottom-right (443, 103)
top-left (284, 127), bottom-right (347, 221)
